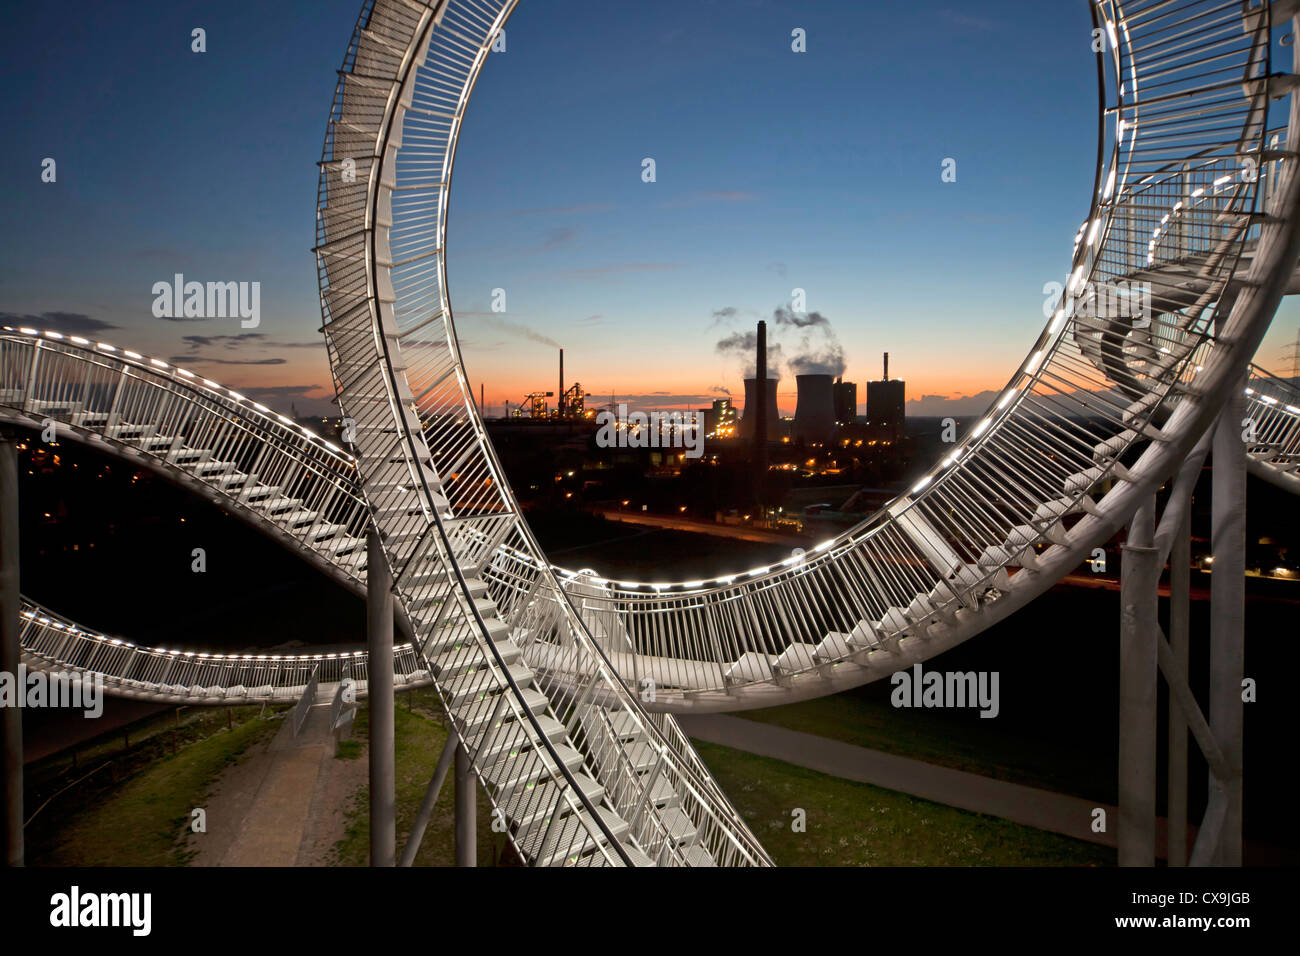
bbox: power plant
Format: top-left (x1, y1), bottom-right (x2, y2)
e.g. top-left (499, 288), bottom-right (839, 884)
top-left (491, 335), bottom-right (904, 456)
top-left (740, 376), bottom-right (780, 441)
top-left (867, 352), bottom-right (906, 443)
top-left (833, 377), bottom-right (858, 424)
top-left (508, 348), bottom-right (587, 419)
top-left (793, 373), bottom-right (836, 444)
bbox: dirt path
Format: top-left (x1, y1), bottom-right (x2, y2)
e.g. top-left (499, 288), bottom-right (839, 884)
top-left (296, 731), bottom-right (366, 865)
top-left (188, 701), bottom-right (363, 866)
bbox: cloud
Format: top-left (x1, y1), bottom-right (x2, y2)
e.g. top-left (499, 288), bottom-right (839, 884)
top-left (715, 329), bottom-right (784, 378)
top-left (905, 390), bottom-right (1001, 417)
top-left (481, 315), bottom-right (559, 348)
top-left (772, 306), bottom-right (831, 330)
top-left (535, 226), bottom-right (578, 252)
top-left (266, 340), bottom-right (325, 350)
top-left (0, 311), bottom-right (119, 334)
top-left (179, 333), bottom-right (267, 351)
top-left (169, 334), bottom-right (322, 367)
top-left (550, 262), bottom-right (684, 279)
top-left (773, 305), bottom-right (846, 377)
top-left (657, 190), bottom-right (756, 210)
top-left (169, 355), bottom-right (287, 366)
top-left (236, 385), bottom-right (338, 418)
top-left (708, 305), bottom-right (763, 329)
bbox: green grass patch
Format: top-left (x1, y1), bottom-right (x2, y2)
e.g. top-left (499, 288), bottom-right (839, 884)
top-left (691, 740), bottom-right (1114, 866)
top-left (740, 693), bottom-right (1108, 802)
top-left (27, 707), bottom-right (282, 866)
top-left (334, 739), bottom-right (362, 760)
top-left (330, 689), bottom-right (502, 866)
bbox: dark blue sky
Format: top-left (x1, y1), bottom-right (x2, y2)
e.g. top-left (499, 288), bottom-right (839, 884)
top-left (2, 0), bottom-right (1296, 415)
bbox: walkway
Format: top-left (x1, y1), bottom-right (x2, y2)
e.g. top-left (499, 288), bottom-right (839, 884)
top-left (678, 714), bottom-right (1169, 858)
top-left (200, 691), bottom-right (344, 867)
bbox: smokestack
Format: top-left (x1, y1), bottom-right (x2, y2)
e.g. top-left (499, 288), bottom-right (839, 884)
top-left (558, 348), bottom-right (564, 418)
top-left (755, 321), bottom-right (767, 444)
top-left (883, 352), bottom-right (890, 382)
top-left (741, 377), bottom-right (780, 441)
top-left (480, 383), bottom-right (484, 418)
top-left (755, 320), bottom-right (769, 510)
top-left (794, 374), bottom-right (836, 444)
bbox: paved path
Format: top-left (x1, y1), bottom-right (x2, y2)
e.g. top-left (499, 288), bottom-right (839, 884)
top-left (591, 508), bottom-right (814, 546)
top-left (678, 714), bottom-right (1173, 857)
top-left (214, 696), bottom-right (339, 867)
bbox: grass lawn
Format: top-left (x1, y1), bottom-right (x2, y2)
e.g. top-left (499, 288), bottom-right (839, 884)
top-left (330, 689), bottom-right (503, 866)
top-left (26, 706), bottom-right (281, 866)
top-left (739, 691), bottom-right (1109, 802)
top-left (691, 740), bottom-right (1114, 866)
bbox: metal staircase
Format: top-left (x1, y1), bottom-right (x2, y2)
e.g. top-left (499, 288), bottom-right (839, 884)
top-left (6, 0), bottom-right (1300, 866)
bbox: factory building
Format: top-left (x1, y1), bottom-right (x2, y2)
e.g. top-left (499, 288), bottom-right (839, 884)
top-left (833, 377), bottom-right (858, 425)
top-left (793, 373), bottom-right (836, 444)
top-left (740, 377), bottom-right (781, 441)
top-left (866, 352), bottom-right (906, 443)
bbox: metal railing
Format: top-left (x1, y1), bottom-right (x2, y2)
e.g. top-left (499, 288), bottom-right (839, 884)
top-left (7, 0), bottom-right (1299, 866)
top-left (316, 0), bottom-right (772, 866)
top-left (18, 598), bottom-right (428, 703)
top-left (290, 665), bottom-right (322, 736)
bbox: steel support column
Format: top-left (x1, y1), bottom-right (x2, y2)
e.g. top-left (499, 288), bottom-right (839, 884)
top-left (367, 528), bottom-right (395, 867)
top-left (0, 439), bottom-right (22, 867)
top-left (1118, 494), bottom-right (1158, 866)
top-left (1209, 379), bottom-right (1247, 865)
top-left (398, 733), bottom-right (457, 866)
top-left (455, 742), bottom-right (476, 866)
top-left (1167, 501), bottom-right (1191, 867)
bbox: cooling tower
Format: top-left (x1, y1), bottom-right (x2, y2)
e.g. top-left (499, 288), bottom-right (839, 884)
top-left (793, 374), bottom-right (836, 444)
top-left (740, 377), bottom-right (780, 442)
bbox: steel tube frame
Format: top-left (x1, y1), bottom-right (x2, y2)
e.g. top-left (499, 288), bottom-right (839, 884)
top-left (1168, 502), bottom-right (1191, 866)
top-left (398, 732), bottom-right (457, 867)
top-left (1118, 494), bottom-right (1159, 866)
top-left (455, 742), bottom-right (475, 867)
top-left (1209, 373), bottom-right (1247, 865)
top-left (367, 528), bottom-right (396, 867)
top-left (1, 438), bottom-right (22, 867)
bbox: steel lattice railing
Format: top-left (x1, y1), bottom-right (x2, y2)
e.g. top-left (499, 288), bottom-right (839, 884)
top-left (327, 0), bottom-right (1298, 713)
top-left (6, 0), bottom-right (1300, 866)
top-left (315, 0), bottom-right (771, 866)
top-left (18, 598), bottom-right (429, 703)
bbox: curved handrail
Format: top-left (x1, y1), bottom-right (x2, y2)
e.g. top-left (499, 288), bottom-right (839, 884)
top-left (348, 0), bottom-right (1292, 713)
top-left (5, 321), bottom-right (1297, 705)
top-left (315, 0), bottom-right (770, 867)
top-left (17, 597), bottom-right (428, 704)
top-left (7, 0), bottom-right (1298, 864)
top-left (0, 327), bottom-right (371, 596)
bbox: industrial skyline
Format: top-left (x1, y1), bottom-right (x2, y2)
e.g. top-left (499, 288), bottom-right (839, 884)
top-left (6, 0), bottom-right (1298, 421)
top-left (3, 0), bottom-right (1298, 894)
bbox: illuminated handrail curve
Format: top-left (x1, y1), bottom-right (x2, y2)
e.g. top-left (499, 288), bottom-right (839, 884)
top-left (5, 0), bottom-right (1299, 866)
top-left (314, 0), bottom-right (768, 867)
top-left (333, 0), bottom-right (1300, 717)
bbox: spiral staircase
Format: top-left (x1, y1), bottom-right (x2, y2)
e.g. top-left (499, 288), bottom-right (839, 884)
top-left (4, 0), bottom-right (1300, 866)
